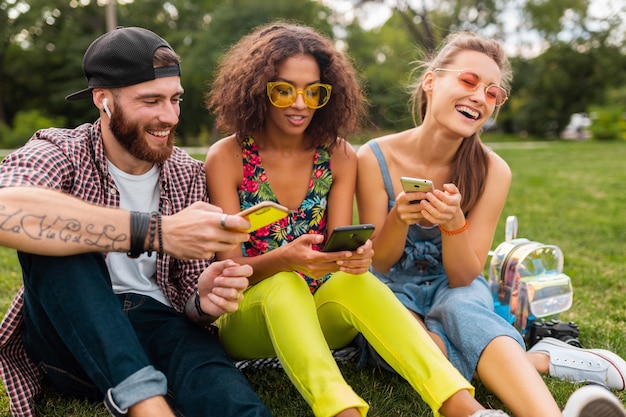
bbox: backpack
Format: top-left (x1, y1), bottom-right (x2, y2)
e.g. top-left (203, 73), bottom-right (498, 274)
top-left (488, 216), bottom-right (573, 338)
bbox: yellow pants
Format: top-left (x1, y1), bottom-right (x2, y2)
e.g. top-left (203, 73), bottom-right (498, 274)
top-left (216, 271), bottom-right (473, 417)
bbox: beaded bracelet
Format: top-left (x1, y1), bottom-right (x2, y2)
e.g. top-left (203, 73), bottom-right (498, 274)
top-left (439, 219), bottom-right (469, 236)
top-left (128, 211), bottom-right (150, 258)
top-left (194, 289), bottom-right (207, 316)
top-left (157, 212), bottom-right (163, 256)
top-left (146, 211), bottom-right (158, 257)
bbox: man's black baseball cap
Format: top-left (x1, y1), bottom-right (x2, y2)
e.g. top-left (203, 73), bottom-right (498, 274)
top-left (65, 26), bottom-right (181, 101)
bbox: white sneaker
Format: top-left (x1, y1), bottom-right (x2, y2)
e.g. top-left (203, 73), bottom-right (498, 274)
top-left (529, 337), bottom-right (626, 390)
top-left (468, 410), bottom-right (510, 417)
top-left (562, 385), bottom-right (626, 417)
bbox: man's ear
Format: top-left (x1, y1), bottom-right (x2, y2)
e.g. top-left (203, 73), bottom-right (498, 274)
top-left (92, 90), bottom-right (111, 118)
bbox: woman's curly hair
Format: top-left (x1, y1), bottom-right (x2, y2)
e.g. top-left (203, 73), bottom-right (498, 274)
top-left (205, 21), bottom-right (368, 149)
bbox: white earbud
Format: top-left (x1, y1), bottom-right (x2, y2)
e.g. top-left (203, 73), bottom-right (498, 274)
top-left (102, 98), bottom-right (112, 118)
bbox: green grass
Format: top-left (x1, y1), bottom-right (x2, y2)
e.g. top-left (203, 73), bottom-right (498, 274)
top-left (1, 139), bottom-right (626, 416)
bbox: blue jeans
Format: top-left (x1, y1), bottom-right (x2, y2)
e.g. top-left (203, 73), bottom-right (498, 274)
top-left (19, 252), bottom-right (270, 417)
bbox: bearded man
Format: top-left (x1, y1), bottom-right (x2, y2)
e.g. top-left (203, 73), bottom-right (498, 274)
top-left (0, 26), bottom-right (270, 417)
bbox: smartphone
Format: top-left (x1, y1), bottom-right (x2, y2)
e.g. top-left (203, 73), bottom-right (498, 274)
top-left (322, 224), bottom-right (375, 252)
top-left (236, 201), bottom-right (289, 233)
top-left (400, 177), bottom-right (434, 193)
top-left (401, 177), bottom-right (434, 204)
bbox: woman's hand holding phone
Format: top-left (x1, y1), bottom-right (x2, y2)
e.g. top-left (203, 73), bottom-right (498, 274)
top-left (322, 224), bottom-right (375, 252)
top-left (280, 234), bottom-right (343, 279)
top-left (418, 183), bottom-right (464, 228)
top-left (276, 228), bottom-right (374, 278)
top-left (400, 177), bottom-right (434, 204)
top-left (395, 177), bottom-right (434, 225)
top-left (332, 237), bottom-right (374, 275)
top-left (321, 225), bottom-right (375, 275)
top-left (396, 180), bottom-right (464, 228)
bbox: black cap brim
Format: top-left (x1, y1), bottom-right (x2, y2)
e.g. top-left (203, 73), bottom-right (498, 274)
top-left (65, 87), bottom-right (93, 101)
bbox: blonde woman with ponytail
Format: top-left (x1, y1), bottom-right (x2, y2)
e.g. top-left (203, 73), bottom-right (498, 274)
top-left (357, 31), bottom-right (626, 417)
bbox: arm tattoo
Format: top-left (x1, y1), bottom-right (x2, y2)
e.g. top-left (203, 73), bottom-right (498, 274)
top-left (0, 206), bottom-right (127, 251)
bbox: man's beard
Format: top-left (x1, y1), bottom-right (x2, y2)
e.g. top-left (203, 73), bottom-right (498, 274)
top-left (109, 106), bottom-right (175, 164)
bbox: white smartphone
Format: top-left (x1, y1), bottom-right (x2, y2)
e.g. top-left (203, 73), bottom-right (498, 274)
top-left (400, 177), bottom-right (434, 193)
top-left (400, 177), bottom-right (434, 204)
top-left (322, 224), bottom-right (375, 252)
top-left (236, 201), bottom-right (289, 233)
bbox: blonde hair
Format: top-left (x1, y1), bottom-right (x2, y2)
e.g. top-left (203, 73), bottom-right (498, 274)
top-left (410, 32), bottom-right (511, 213)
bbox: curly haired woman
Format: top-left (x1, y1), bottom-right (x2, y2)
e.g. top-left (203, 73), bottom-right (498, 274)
top-left (204, 21), bottom-right (514, 417)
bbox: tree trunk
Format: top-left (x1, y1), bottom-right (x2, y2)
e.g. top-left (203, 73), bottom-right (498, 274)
top-left (106, 0), bottom-right (117, 32)
top-left (0, 42), bottom-right (7, 124)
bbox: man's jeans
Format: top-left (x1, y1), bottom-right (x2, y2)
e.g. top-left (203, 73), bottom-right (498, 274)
top-left (19, 252), bottom-right (270, 417)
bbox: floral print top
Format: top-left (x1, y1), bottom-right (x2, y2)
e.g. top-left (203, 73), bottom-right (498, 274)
top-left (238, 136), bottom-right (332, 292)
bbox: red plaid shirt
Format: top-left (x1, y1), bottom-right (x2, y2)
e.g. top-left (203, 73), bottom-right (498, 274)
top-left (0, 120), bottom-right (211, 416)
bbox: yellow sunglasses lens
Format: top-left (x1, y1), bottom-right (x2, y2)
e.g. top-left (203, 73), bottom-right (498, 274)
top-left (267, 82), bottom-right (332, 109)
top-left (268, 83), bottom-right (295, 107)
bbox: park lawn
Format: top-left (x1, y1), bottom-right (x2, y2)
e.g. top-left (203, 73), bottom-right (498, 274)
top-left (0, 139), bottom-right (625, 416)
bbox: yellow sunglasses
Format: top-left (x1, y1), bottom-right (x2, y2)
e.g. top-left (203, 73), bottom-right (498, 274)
top-left (266, 81), bottom-right (332, 109)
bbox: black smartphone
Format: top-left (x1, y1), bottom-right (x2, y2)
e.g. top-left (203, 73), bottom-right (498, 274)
top-left (322, 224), bottom-right (375, 252)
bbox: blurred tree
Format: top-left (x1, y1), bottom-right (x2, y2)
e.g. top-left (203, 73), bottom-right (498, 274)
top-left (344, 15), bottom-right (415, 133)
top-left (510, 41), bottom-right (626, 136)
top-left (0, 0), bottom-right (81, 123)
top-left (506, 0), bottom-right (626, 136)
top-left (352, 0), bottom-right (505, 53)
top-left (521, 0), bottom-right (625, 46)
top-left (2, 0), bottom-right (626, 143)
top-left (523, 0), bottom-right (589, 42)
top-left (588, 85), bottom-right (626, 140)
top-left (1, 0), bottom-right (112, 142)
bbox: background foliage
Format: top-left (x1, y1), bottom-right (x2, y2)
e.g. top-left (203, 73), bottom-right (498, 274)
top-left (1, 0), bottom-right (626, 146)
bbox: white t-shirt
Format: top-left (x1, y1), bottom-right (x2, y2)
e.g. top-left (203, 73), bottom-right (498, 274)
top-left (106, 161), bottom-right (171, 307)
